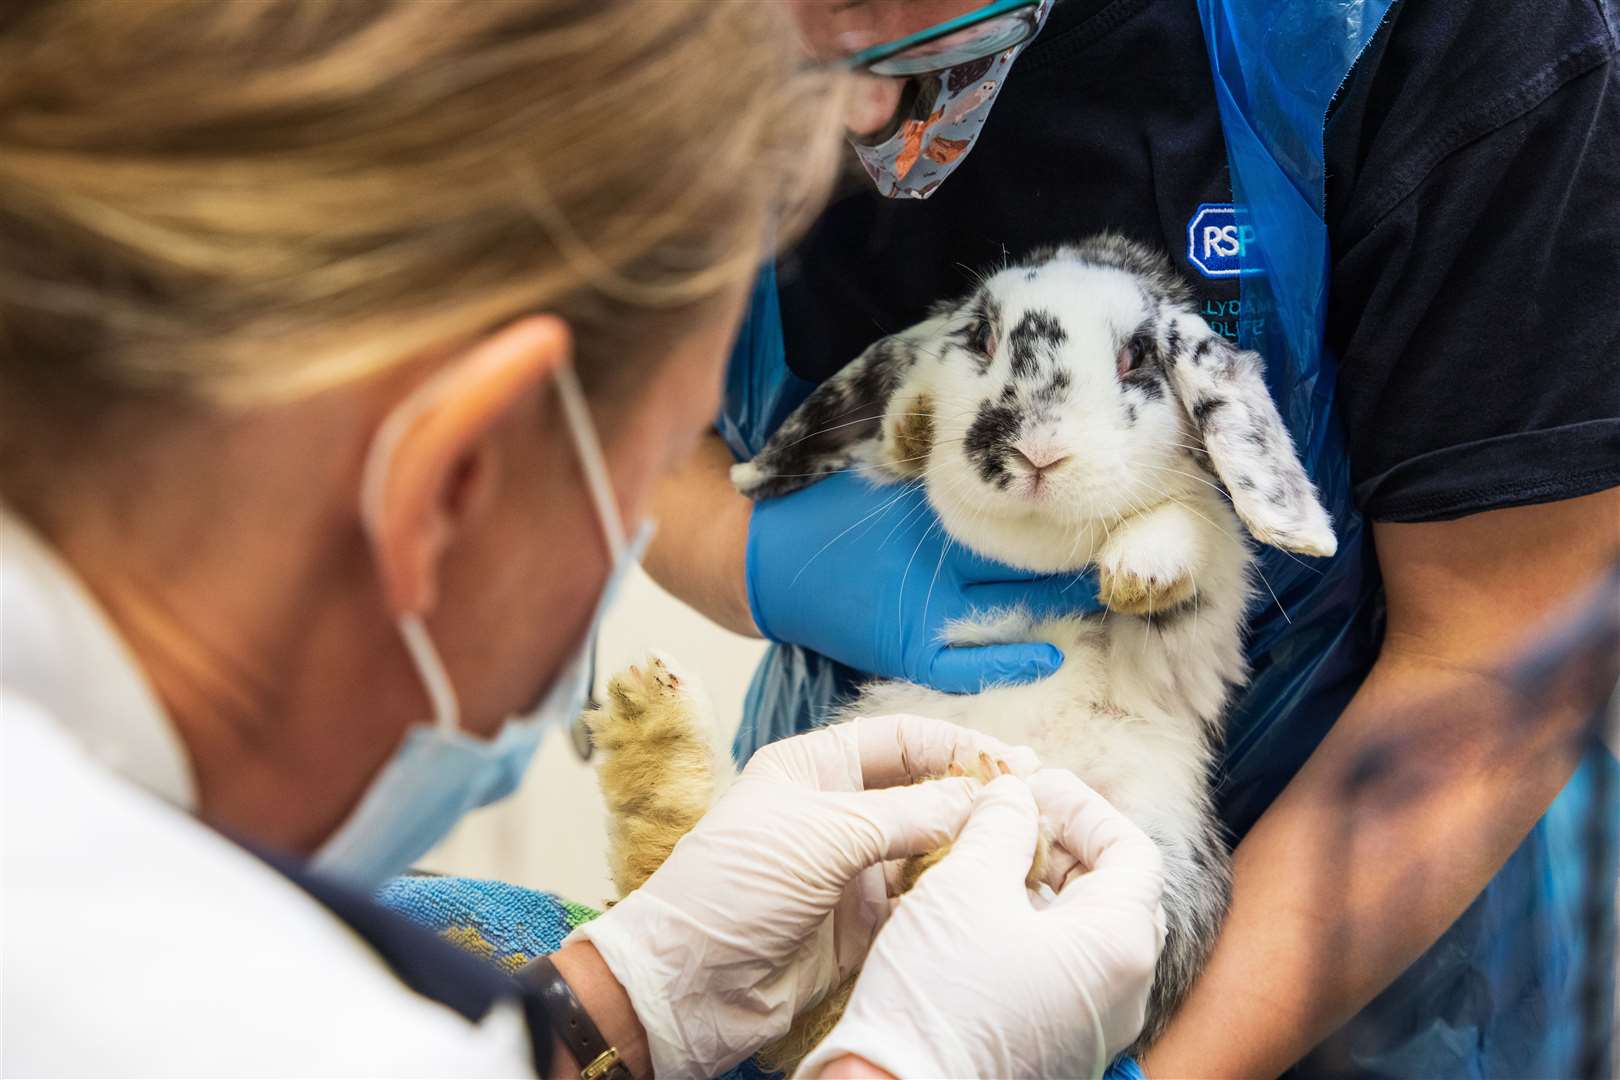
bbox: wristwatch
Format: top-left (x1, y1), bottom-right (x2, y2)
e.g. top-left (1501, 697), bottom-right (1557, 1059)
top-left (524, 955), bottom-right (633, 1080)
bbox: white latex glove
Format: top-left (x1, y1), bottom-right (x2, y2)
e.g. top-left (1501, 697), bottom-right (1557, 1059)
top-left (569, 714), bottom-right (1041, 1080)
top-left (796, 770), bottom-right (1167, 1080)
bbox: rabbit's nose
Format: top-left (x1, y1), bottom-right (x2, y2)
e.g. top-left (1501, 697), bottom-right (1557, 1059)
top-left (1011, 442), bottom-right (1073, 475)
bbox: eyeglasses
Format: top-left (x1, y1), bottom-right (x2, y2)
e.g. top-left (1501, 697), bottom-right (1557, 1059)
top-left (844, 0), bottom-right (1045, 78)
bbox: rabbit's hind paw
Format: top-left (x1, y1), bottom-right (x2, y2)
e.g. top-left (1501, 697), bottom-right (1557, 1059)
top-left (586, 652), bottom-right (710, 752)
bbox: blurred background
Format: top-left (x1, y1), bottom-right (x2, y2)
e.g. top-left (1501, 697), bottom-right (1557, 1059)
top-left (418, 567), bottom-right (765, 907)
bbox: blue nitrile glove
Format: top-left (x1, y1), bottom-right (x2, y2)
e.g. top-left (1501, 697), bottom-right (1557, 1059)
top-left (1104, 1056), bottom-right (1148, 1080)
top-left (745, 471), bottom-right (1099, 693)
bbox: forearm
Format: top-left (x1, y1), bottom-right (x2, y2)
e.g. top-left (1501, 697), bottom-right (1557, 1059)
top-left (643, 432), bottom-right (758, 637)
top-left (1141, 646), bottom-right (1588, 1078)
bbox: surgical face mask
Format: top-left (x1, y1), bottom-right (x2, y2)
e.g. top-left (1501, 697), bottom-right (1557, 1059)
top-left (849, 0), bottom-right (1052, 199)
top-left (312, 364), bottom-right (650, 890)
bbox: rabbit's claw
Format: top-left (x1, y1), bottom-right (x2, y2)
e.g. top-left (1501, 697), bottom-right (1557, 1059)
top-left (592, 653), bottom-right (698, 744)
top-left (1096, 563), bottom-right (1198, 616)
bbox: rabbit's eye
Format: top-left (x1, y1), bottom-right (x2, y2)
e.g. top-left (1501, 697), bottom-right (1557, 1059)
top-left (1117, 335), bottom-right (1148, 377)
top-left (971, 318), bottom-right (995, 357)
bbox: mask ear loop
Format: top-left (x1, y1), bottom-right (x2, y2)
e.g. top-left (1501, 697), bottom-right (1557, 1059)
top-left (396, 615), bottom-right (460, 733)
top-left (553, 363), bottom-right (635, 763)
top-left (552, 363), bottom-right (629, 564)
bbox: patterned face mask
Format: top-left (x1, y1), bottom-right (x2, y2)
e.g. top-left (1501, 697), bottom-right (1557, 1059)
top-left (848, 0), bottom-right (1052, 199)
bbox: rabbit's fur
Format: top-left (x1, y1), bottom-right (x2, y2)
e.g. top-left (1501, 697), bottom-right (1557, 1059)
top-left (589, 234), bottom-right (1337, 1064)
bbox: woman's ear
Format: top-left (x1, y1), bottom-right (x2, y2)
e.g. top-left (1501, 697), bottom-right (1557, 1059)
top-left (362, 316), bottom-right (571, 619)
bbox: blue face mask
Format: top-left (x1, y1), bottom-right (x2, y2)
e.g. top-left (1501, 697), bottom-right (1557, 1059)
top-left (311, 364), bottom-right (649, 890)
top-left (849, 0), bottom-right (1052, 199)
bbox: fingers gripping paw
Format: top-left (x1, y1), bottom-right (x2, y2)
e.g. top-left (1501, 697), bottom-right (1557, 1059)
top-left (897, 751), bottom-right (1051, 894)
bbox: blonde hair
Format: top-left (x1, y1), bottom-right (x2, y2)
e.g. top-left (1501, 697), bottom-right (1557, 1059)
top-left (0, 0), bottom-right (846, 421)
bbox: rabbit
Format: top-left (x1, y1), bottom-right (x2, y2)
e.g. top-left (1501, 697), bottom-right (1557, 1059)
top-left (589, 233), bottom-right (1338, 1066)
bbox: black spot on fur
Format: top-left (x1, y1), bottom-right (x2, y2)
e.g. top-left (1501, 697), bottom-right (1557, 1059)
top-left (1124, 403), bottom-right (1138, 426)
top-left (1034, 369), bottom-right (1072, 406)
top-left (1189, 337), bottom-right (1215, 366)
top-left (1190, 395), bottom-right (1225, 430)
top-left (1129, 317), bottom-right (1160, 367)
top-left (1120, 367), bottom-right (1166, 401)
top-left (1000, 383), bottom-right (1017, 403)
top-left (847, 340), bottom-right (908, 416)
top-left (1009, 346), bottom-right (1036, 379)
top-left (1007, 308), bottom-right (1066, 379)
top-left (1235, 474), bottom-right (1256, 491)
top-left (739, 456), bottom-right (854, 502)
top-left (964, 400), bottom-right (1020, 483)
top-left (1020, 308), bottom-right (1067, 347)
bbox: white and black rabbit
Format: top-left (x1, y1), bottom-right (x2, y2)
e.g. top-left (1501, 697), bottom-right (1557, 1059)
top-left (587, 234), bottom-right (1338, 1061)
top-left (729, 234), bottom-right (1338, 1045)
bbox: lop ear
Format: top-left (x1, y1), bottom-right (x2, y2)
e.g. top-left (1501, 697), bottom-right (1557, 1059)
top-left (732, 329), bottom-right (931, 500)
top-left (1163, 314), bottom-right (1337, 557)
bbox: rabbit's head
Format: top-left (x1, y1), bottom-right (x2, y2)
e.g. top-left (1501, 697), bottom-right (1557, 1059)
top-left (733, 235), bottom-right (1336, 567)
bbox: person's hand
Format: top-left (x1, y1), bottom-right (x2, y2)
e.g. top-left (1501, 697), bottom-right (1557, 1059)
top-left (797, 770), bottom-right (1167, 1080)
top-left (569, 714), bottom-right (1042, 1080)
top-left (746, 472), bottom-right (1100, 693)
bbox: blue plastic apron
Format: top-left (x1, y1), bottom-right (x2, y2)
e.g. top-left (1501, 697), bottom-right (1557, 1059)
top-left (718, 2), bottom-right (1617, 1073)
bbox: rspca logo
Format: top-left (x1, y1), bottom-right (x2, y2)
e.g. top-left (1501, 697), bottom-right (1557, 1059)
top-left (1187, 203), bottom-right (1262, 279)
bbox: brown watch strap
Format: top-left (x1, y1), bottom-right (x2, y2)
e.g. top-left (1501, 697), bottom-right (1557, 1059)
top-left (525, 955), bottom-right (633, 1080)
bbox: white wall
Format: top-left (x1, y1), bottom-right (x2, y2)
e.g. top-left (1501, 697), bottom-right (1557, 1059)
top-left (416, 567), bottom-right (766, 907)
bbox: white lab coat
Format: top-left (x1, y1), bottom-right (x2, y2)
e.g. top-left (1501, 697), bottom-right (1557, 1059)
top-left (0, 511), bottom-right (536, 1077)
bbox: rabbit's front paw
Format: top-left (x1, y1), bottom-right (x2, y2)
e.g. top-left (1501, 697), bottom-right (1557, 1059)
top-left (1095, 503), bottom-right (1204, 617)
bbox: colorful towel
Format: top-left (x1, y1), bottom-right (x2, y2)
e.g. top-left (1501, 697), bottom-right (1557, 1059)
top-left (377, 875), bottom-right (779, 1080)
top-left (377, 874), bottom-right (599, 974)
